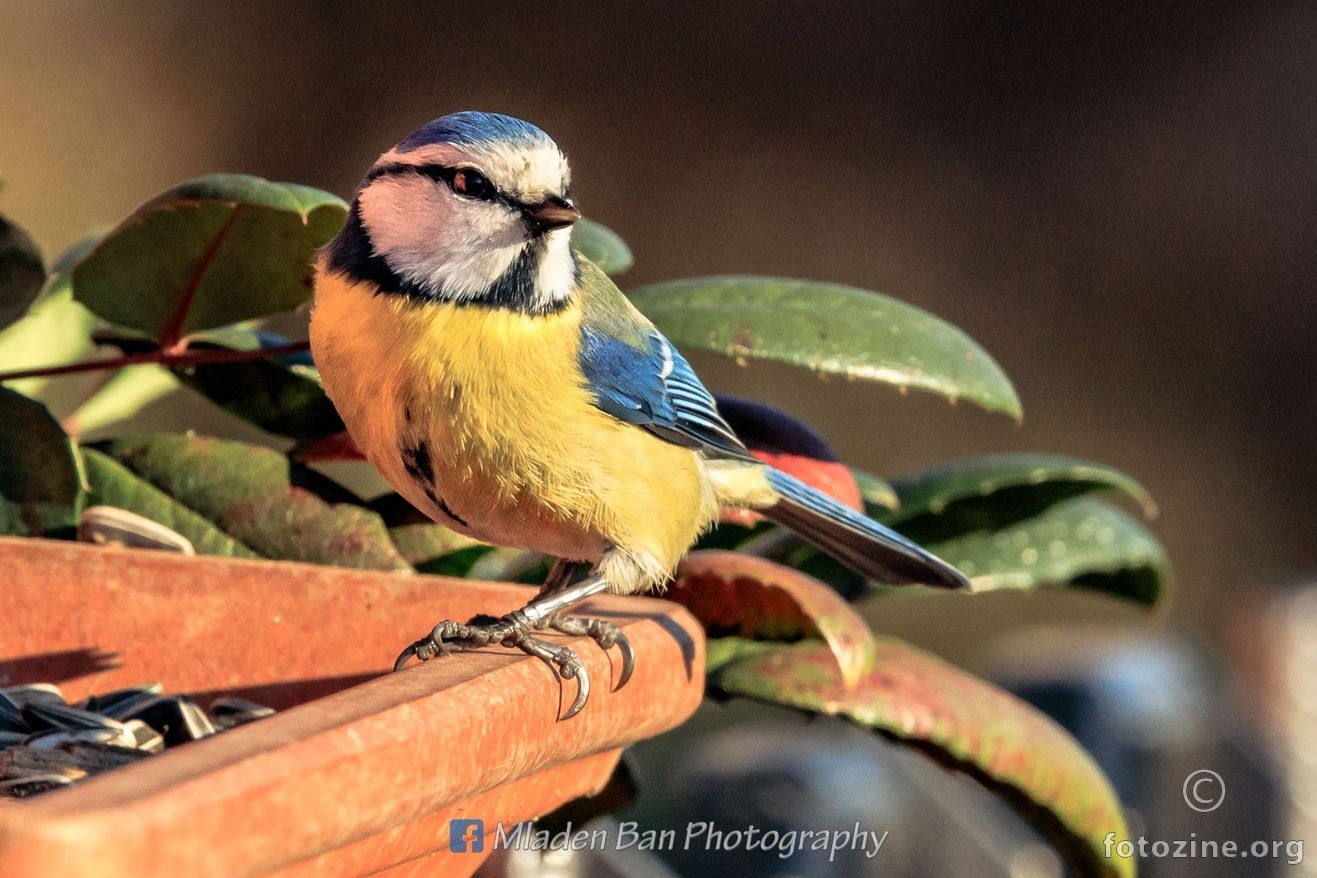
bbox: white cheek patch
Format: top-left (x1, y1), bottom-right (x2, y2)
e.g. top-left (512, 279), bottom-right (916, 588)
top-left (360, 176), bottom-right (526, 299)
top-left (357, 137), bottom-right (577, 308)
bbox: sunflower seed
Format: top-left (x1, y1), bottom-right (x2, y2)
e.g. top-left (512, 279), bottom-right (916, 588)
top-left (84, 684), bottom-right (165, 720)
top-left (24, 728), bottom-right (128, 750)
top-left (0, 692), bottom-right (25, 731)
top-left (209, 697), bottom-right (276, 730)
top-left (124, 719), bottom-right (165, 753)
top-left (78, 506), bottom-right (195, 554)
top-left (21, 702), bottom-right (128, 733)
top-left (0, 774), bottom-right (74, 798)
top-left (2, 683), bottom-right (64, 707)
top-left (119, 695), bottom-right (215, 746)
top-left (1, 682), bottom-right (276, 797)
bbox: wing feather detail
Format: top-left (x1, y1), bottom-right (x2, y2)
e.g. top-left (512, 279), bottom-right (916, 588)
top-left (578, 325), bottom-right (748, 459)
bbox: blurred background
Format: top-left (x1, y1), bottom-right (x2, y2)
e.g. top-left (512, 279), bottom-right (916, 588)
top-left (2, 2), bottom-right (1313, 875)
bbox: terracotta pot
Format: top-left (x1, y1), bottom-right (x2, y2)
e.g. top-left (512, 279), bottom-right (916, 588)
top-left (0, 537), bottom-right (705, 877)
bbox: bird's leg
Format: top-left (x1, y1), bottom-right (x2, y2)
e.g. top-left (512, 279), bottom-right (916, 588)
top-left (536, 557), bottom-right (581, 597)
top-left (394, 573), bottom-right (612, 719)
top-left (534, 560), bottom-right (636, 690)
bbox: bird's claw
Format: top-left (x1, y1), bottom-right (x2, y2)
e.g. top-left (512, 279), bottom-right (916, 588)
top-left (547, 616), bottom-right (635, 690)
top-left (615, 633), bottom-right (636, 689)
top-left (391, 614), bottom-right (595, 720)
top-left (393, 642), bottom-right (420, 672)
top-left (567, 665), bottom-right (590, 719)
top-left (538, 643), bottom-right (590, 720)
top-left (393, 619), bottom-right (496, 670)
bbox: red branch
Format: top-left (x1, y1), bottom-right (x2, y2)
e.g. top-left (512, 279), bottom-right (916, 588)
top-left (0, 340), bottom-right (311, 383)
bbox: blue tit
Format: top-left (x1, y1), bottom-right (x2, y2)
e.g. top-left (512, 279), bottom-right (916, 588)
top-left (310, 111), bottom-right (968, 717)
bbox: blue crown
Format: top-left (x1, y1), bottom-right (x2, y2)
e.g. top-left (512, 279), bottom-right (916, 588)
top-left (395, 111), bottom-right (553, 153)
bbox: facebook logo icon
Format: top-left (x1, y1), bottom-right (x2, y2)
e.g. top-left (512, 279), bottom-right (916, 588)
top-left (450, 819), bottom-right (484, 853)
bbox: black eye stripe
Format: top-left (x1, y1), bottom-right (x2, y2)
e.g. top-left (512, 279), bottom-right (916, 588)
top-left (366, 162), bottom-right (522, 211)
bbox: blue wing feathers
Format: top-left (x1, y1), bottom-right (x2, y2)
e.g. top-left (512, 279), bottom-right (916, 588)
top-left (577, 321), bottom-right (967, 588)
top-left (578, 325), bottom-right (747, 457)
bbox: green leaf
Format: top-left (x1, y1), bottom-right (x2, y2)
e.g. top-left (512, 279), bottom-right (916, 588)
top-left (50, 234), bottom-right (103, 278)
top-left (672, 551), bottom-right (876, 687)
top-left (0, 213), bottom-right (45, 332)
top-left (71, 175), bottom-right (347, 343)
top-left (174, 327), bottom-right (343, 441)
top-left (914, 497), bottom-right (1169, 606)
top-left (782, 456), bottom-right (1162, 601)
top-left (890, 453), bottom-right (1157, 543)
top-left (81, 447), bottom-right (258, 558)
top-left (573, 218), bottom-right (633, 275)
top-left (852, 468), bottom-right (900, 513)
top-left (0, 286), bottom-right (97, 401)
top-left (628, 276), bottom-right (1021, 418)
top-left (94, 434), bottom-right (410, 570)
top-left (0, 238), bottom-right (105, 411)
top-left (708, 637), bottom-right (1133, 878)
top-left (413, 544), bottom-right (499, 577)
top-left (388, 521), bottom-right (483, 570)
top-left (0, 388), bottom-right (84, 535)
top-left (64, 364), bottom-right (180, 437)
top-left (466, 547), bottom-right (550, 583)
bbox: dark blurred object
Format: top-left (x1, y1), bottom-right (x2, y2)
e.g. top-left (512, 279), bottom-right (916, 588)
top-left (1228, 583), bottom-right (1317, 878)
top-left (663, 724), bottom-right (898, 877)
top-left (988, 627), bottom-right (1285, 878)
top-left (654, 721), bottom-right (1069, 878)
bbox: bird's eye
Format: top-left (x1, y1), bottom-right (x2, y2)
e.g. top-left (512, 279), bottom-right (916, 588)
top-left (452, 169), bottom-right (493, 200)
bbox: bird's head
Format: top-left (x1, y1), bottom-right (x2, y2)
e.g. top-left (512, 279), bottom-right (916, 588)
top-left (328, 111), bottom-right (581, 313)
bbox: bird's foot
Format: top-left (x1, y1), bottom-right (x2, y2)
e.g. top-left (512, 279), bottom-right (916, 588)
top-left (394, 573), bottom-right (622, 719)
top-left (546, 615), bottom-right (635, 690)
top-left (394, 613), bottom-right (595, 719)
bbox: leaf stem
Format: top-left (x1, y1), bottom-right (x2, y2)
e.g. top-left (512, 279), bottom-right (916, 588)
top-left (157, 205), bottom-right (244, 350)
top-left (0, 340), bottom-right (311, 383)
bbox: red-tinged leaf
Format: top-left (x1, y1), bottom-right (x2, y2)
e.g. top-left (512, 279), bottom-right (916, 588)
top-left (707, 637), bottom-right (1133, 878)
top-left (757, 453), bottom-right (861, 509)
top-left (290, 430), bottom-right (366, 462)
top-left (388, 522), bottom-right (484, 569)
top-left (722, 451), bottom-right (862, 528)
top-left (71, 175), bottom-right (346, 344)
top-left (712, 397), bottom-right (862, 525)
top-left (94, 434), bottom-right (409, 570)
top-left (670, 551), bottom-right (876, 687)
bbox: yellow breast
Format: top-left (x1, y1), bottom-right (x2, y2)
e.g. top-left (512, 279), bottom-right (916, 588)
top-left (309, 264), bottom-right (716, 576)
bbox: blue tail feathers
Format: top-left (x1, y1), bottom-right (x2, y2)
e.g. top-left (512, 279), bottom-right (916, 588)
top-left (763, 469), bottom-right (969, 589)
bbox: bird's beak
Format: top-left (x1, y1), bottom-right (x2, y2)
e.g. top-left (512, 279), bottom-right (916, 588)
top-left (525, 196), bottom-right (581, 233)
